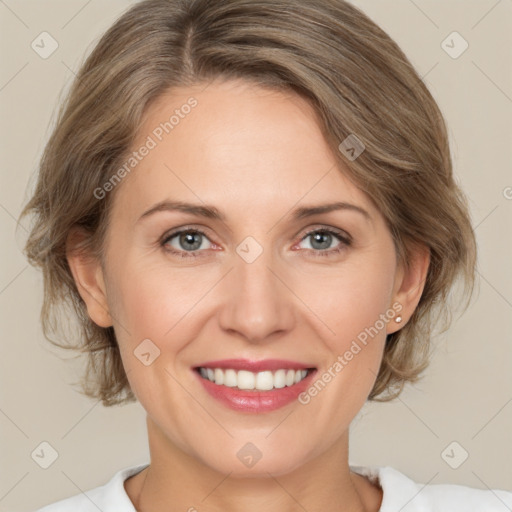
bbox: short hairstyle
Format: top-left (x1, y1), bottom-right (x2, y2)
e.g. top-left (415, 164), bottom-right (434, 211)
top-left (20, 0), bottom-right (477, 406)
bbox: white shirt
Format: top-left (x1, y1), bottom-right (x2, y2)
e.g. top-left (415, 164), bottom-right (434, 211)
top-left (35, 462), bottom-right (512, 511)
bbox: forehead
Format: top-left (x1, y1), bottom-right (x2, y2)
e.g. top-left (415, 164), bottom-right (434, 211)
top-left (111, 79), bottom-right (377, 222)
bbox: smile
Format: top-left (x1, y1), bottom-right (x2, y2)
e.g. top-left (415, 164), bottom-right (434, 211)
top-left (193, 359), bottom-right (317, 413)
top-left (197, 367), bottom-right (311, 391)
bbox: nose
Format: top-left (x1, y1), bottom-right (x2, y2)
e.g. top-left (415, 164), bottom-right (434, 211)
top-left (217, 250), bottom-right (296, 344)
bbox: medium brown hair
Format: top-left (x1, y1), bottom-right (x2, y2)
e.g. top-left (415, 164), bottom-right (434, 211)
top-left (20, 0), bottom-right (477, 406)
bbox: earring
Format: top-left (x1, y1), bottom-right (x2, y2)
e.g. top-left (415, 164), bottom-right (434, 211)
top-left (395, 316), bottom-right (403, 323)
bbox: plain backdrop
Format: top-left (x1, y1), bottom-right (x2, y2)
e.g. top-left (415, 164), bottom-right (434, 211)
top-left (1, 1), bottom-right (511, 510)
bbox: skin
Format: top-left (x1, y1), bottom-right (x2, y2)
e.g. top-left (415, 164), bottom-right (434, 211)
top-left (67, 78), bottom-right (430, 512)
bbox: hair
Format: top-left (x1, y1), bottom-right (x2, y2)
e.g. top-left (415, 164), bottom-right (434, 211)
top-left (20, 0), bottom-right (477, 406)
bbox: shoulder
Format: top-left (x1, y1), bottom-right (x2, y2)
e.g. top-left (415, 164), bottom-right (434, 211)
top-left (350, 464), bottom-right (512, 512)
top-left (34, 463), bottom-right (149, 512)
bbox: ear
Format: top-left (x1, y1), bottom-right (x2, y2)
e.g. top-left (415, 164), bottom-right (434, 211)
top-left (387, 242), bottom-right (430, 335)
top-left (66, 228), bottom-right (112, 328)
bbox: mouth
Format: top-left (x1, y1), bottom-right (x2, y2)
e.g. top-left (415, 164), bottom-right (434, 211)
top-left (193, 359), bottom-right (317, 412)
top-left (195, 366), bottom-right (314, 391)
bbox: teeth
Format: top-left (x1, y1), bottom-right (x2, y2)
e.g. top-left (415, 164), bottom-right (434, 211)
top-left (256, 370), bottom-right (274, 390)
top-left (224, 369), bottom-right (237, 387)
top-left (274, 369), bottom-right (286, 389)
top-left (214, 368), bottom-right (224, 385)
top-left (199, 367), bottom-right (310, 390)
top-left (285, 369), bottom-right (296, 386)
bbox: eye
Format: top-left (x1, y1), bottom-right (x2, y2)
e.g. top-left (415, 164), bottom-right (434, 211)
top-left (160, 227), bottom-right (214, 258)
top-left (160, 225), bottom-right (351, 259)
top-left (295, 227), bottom-right (351, 257)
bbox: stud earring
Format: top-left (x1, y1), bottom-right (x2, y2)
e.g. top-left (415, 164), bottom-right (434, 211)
top-left (395, 316), bottom-right (402, 323)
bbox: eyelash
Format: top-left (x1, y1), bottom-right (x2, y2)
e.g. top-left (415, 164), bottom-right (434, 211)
top-left (159, 226), bottom-right (352, 259)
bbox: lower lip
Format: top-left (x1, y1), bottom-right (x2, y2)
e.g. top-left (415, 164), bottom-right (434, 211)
top-left (194, 369), bottom-right (317, 413)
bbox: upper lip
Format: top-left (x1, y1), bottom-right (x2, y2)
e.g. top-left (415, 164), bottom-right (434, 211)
top-left (195, 359), bottom-right (315, 372)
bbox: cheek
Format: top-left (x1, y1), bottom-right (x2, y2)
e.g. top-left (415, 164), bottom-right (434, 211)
top-left (106, 256), bottom-right (222, 364)
top-left (104, 259), bottom-right (199, 412)
top-left (331, 272), bottom-right (393, 349)
top-left (296, 249), bottom-right (396, 350)
top-left (291, 248), bottom-right (396, 420)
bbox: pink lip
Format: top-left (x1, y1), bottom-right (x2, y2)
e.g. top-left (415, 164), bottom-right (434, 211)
top-left (195, 358), bottom-right (314, 372)
top-left (192, 359), bottom-right (317, 413)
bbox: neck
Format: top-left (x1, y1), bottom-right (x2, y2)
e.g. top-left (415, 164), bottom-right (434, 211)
top-left (125, 416), bottom-right (382, 512)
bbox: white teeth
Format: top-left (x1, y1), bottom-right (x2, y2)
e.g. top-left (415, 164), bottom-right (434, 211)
top-left (223, 369), bottom-right (237, 387)
top-left (255, 371), bottom-right (274, 390)
top-left (273, 369), bottom-right (286, 389)
top-left (285, 369), bottom-right (296, 386)
top-left (199, 367), bottom-right (311, 390)
top-left (214, 368), bottom-right (224, 385)
top-left (237, 370), bottom-right (255, 390)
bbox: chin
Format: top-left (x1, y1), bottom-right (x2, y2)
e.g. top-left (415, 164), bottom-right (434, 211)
top-left (199, 447), bottom-right (310, 479)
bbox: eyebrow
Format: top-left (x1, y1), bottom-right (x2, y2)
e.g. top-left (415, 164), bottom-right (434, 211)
top-left (137, 200), bottom-right (372, 223)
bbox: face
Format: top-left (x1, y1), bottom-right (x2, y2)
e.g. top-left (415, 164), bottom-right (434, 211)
top-left (74, 78), bottom-right (423, 477)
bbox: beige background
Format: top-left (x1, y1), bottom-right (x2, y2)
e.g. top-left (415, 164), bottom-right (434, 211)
top-left (1, 1), bottom-right (511, 510)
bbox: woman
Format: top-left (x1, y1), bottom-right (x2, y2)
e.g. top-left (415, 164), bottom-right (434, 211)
top-left (21, 0), bottom-right (511, 510)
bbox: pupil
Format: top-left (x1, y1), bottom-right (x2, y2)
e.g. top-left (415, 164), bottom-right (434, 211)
top-left (312, 232), bottom-right (331, 250)
top-left (177, 232), bottom-right (332, 252)
top-left (180, 232), bottom-right (201, 251)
